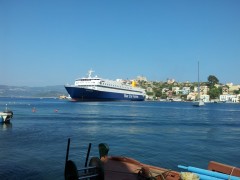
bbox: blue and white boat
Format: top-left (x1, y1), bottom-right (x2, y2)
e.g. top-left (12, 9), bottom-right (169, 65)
top-left (64, 70), bottom-right (146, 101)
top-left (0, 105), bottom-right (13, 123)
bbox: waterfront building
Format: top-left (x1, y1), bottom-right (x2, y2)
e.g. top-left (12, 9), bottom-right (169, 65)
top-left (182, 87), bottom-right (191, 95)
top-left (136, 75), bottom-right (147, 82)
top-left (146, 87), bottom-right (153, 93)
top-left (167, 90), bottom-right (173, 98)
top-left (228, 84), bottom-right (240, 94)
top-left (172, 87), bottom-right (190, 95)
top-left (162, 88), bottom-right (169, 94)
top-left (219, 94), bottom-right (239, 103)
top-left (172, 87), bottom-right (180, 95)
top-left (201, 94), bottom-right (210, 102)
top-left (194, 85), bottom-right (208, 95)
top-left (222, 86), bottom-right (229, 95)
top-left (187, 92), bottom-right (197, 101)
top-left (167, 78), bottom-right (175, 84)
top-left (187, 92), bottom-right (209, 102)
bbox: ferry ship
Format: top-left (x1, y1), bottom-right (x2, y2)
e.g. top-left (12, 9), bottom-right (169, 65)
top-left (64, 70), bottom-right (146, 101)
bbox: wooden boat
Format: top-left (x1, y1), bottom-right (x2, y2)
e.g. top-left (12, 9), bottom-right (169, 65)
top-left (64, 139), bottom-right (240, 180)
top-left (101, 157), bottom-right (180, 180)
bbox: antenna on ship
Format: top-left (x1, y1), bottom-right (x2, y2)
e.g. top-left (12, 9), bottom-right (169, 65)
top-left (87, 69), bottom-right (94, 78)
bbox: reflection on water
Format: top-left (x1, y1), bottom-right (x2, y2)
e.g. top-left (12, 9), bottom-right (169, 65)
top-left (0, 122), bottom-right (12, 131)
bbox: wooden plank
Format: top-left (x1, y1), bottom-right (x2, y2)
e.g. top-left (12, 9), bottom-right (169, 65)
top-left (208, 161), bottom-right (240, 177)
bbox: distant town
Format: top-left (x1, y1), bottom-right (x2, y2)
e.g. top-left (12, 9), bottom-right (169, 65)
top-left (136, 75), bottom-right (240, 103)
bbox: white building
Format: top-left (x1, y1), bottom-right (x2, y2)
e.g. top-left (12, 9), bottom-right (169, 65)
top-left (194, 86), bottom-right (208, 95)
top-left (137, 76), bottom-right (147, 81)
top-left (219, 94), bottom-right (239, 103)
top-left (201, 94), bottom-right (210, 102)
top-left (182, 87), bottom-right (191, 95)
top-left (187, 92), bottom-right (209, 102)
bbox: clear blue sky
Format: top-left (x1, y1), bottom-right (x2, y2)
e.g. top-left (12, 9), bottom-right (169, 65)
top-left (1, 0), bottom-right (240, 86)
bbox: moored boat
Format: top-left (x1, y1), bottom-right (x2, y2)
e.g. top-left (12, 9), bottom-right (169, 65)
top-left (64, 139), bottom-right (240, 180)
top-left (0, 106), bottom-right (13, 123)
top-left (193, 99), bottom-right (205, 107)
top-left (64, 70), bottom-right (146, 101)
top-left (193, 61), bottom-right (205, 107)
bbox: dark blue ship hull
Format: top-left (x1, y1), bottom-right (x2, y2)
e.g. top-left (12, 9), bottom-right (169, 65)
top-left (65, 86), bottom-right (145, 101)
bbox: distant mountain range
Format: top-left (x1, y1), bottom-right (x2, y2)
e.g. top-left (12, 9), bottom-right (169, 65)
top-left (0, 85), bottom-right (67, 98)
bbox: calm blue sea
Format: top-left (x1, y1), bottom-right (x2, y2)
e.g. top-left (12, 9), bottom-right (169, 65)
top-left (0, 97), bottom-right (240, 180)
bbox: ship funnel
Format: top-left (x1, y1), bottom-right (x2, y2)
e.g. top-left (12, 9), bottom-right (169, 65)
top-left (131, 80), bottom-right (136, 87)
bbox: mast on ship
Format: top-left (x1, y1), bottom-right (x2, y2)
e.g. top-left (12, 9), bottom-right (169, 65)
top-left (87, 69), bottom-right (94, 78)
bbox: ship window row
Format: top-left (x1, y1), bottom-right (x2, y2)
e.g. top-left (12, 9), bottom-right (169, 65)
top-left (101, 83), bottom-right (131, 90)
top-left (77, 79), bottom-right (100, 81)
top-left (77, 85), bottom-right (95, 87)
top-left (76, 84), bottom-right (144, 94)
top-left (77, 83), bottom-right (131, 90)
top-left (99, 84), bottom-right (143, 93)
top-left (76, 82), bottom-right (96, 85)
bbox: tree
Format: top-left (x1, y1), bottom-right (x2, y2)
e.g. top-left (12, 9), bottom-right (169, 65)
top-left (154, 89), bottom-right (162, 97)
top-left (161, 94), bottom-right (167, 99)
top-left (233, 89), bottom-right (240, 95)
top-left (208, 75), bottom-right (219, 87)
top-left (146, 92), bottom-right (154, 96)
top-left (208, 86), bottom-right (221, 99)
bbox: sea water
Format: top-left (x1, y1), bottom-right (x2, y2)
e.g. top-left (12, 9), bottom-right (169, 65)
top-left (0, 97), bottom-right (239, 180)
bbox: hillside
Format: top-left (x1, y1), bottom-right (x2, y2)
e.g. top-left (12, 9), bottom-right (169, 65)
top-left (0, 85), bottom-right (67, 98)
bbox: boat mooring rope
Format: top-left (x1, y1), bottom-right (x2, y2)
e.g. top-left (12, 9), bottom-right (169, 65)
top-left (228, 167), bottom-right (236, 180)
top-left (137, 166), bottom-right (173, 180)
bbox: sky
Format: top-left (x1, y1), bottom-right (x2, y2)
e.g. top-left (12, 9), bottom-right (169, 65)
top-left (1, 0), bottom-right (240, 87)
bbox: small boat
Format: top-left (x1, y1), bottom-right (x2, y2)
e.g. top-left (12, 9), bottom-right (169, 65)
top-left (64, 139), bottom-right (240, 180)
top-left (0, 107), bottom-right (13, 123)
top-left (193, 61), bottom-right (205, 107)
top-left (193, 99), bottom-right (205, 107)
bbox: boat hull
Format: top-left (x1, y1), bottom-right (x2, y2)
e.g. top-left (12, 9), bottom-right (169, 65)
top-left (0, 111), bottom-right (13, 123)
top-left (65, 86), bottom-right (145, 101)
top-left (101, 156), bottom-right (180, 180)
top-left (192, 100), bottom-right (205, 107)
